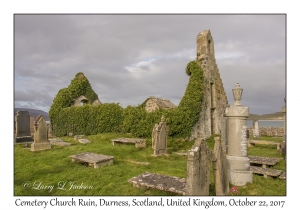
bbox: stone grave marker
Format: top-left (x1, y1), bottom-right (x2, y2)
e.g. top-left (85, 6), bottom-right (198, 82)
top-left (49, 138), bottom-right (71, 146)
top-left (212, 137), bottom-right (229, 196)
top-left (225, 83), bottom-right (252, 186)
top-left (74, 135), bottom-right (86, 141)
top-left (152, 115), bottom-right (169, 156)
top-left (69, 152), bottom-right (114, 168)
top-left (78, 139), bottom-right (91, 144)
top-left (279, 98), bottom-right (286, 155)
top-left (31, 115), bottom-right (51, 151)
top-left (253, 120), bottom-right (260, 139)
top-left (185, 138), bottom-right (211, 195)
top-left (15, 110), bottom-right (33, 143)
top-left (128, 172), bottom-right (186, 195)
top-left (112, 138), bottom-right (146, 148)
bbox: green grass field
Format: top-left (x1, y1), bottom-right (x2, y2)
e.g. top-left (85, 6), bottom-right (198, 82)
top-left (14, 133), bottom-right (286, 196)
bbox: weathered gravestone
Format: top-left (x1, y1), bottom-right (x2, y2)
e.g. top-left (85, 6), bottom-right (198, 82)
top-left (185, 138), bottom-right (211, 195)
top-left (30, 116), bottom-right (35, 134)
top-left (31, 115), bottom-right (51, 151)
top-left (69, 152), bottom-right (114, 168)
top-left (15, 110), bottom-right (33, 143)
top-left (74, 135), bottom-right (91, 144)
top-left (152, 115), bottom-right (169, 156)
top-left (49, 138), bottom-right (71, 146)
top-left (128, 172), bottom-right (186, 195)
top-left (212, 137), bottom-right (229, 196)
top-left (253, 120), bottom-right (260, 139)
top-left (225, 83), bottom-right (252, 186)
top-left (78, 139), bottom-right (91, 144)
top-left (112, 138), bottom-right (146, 148)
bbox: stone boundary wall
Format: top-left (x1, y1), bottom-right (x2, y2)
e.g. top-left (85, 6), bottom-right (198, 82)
top-left (248, 127), bottom-right (284, 137)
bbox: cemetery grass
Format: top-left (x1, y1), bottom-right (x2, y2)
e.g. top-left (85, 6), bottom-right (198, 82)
top-left (14, 133), bottom-right (286, 196)
top-left (250, 135), bottom-right (283, 142)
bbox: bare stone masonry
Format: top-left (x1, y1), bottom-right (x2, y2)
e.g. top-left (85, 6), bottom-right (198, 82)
top-left (143, 96), bottom-right (177, 113)
top-left (31, 115), bottom-right (51, 151)
top-left (152, 116), bottom-right (169, 156)
top-left (185, 138), bottom-right (211, 195)
top-left (212, 137), bottom-right (229, 195)
top-left (15, 110), bottom-right (33, 143)
top-left (191, 30), bottom-right (229, 146)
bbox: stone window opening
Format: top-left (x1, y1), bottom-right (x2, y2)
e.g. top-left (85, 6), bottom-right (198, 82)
top-left (80, 99), bottom-right (88, 106)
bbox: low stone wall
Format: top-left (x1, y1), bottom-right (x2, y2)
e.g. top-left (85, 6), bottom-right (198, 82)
top-left (248, 127), bottom-right (284, 137)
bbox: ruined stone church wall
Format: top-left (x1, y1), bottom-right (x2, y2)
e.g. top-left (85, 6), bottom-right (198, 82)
top-left (191, 30), bottom-right (229, 143)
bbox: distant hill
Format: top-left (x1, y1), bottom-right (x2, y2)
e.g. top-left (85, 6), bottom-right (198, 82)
top-left (14, 108), bottom-right (50, 121)
top-left (248, 112), bottom-right (284, 120)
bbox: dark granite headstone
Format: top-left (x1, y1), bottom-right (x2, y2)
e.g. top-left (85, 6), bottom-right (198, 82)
top-left (15, 110), bottom-right (33, 143)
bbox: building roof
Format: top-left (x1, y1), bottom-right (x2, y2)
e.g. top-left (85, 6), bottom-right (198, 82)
top-left (145, 96), bottom-right (177, 109)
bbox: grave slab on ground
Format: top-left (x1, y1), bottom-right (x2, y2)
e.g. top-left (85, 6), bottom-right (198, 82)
top-left (248, 140), bottom-right (280, 149)
top-left (69, 152), bottom-right (114, 168)
top-left (49, 138), bottom-right (71, 146)
top-left (248, 155), bottom-right (280, 168)
top-left (78, 139), bottom-right (91, 144)
top-left (126, 160), bottom-right (150, 165)
top-left (74, 135), bottom-right (86, 140)
top-left (128, 172), bottom-right (186, 195)
top-left (250, 166), bottom-right (283, 178)
top-left (279, 172), bottom-right (286, 180)
top-left (112, 138), bottom-right (146, 148)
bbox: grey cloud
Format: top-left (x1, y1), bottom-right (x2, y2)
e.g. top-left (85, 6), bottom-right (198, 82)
top-left (14, 14), bottom-right (285, 114)
top-left (14, 89), bottom-right (54, 111)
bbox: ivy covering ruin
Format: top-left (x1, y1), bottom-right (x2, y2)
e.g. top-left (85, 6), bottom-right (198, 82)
top-left (49, 61), bottom-right (204, 138)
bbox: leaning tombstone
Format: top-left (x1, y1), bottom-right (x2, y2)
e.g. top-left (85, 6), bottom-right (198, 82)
top-left (31, 116), bottom-right (51, 151)
top-left (14, 110), bottom-right (33, 143)
top-left (151, 115), bottom-right (169, 156)
top-left (185, 138), bottom-right (211, 195)
top-left (212, 137), bottom-right (229, 196)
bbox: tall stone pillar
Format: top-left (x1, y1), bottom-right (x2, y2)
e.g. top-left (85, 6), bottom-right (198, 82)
top-left (225, 83), bottom-right (252, 186)
top-left (282, 98), bottom-right (286, 142)
top-left (279, 98), bottom-right (286, 155)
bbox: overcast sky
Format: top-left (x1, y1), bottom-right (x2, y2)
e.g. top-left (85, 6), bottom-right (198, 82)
top-left (14, 14), bottom-right (286, 115)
